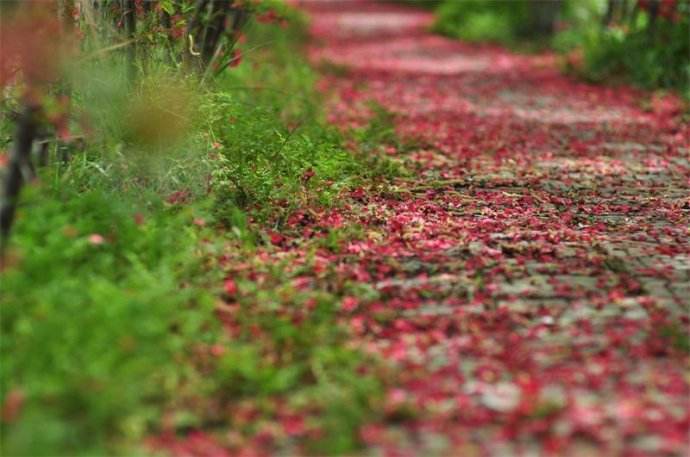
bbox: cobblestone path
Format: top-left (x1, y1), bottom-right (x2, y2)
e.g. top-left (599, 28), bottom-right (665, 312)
top-left (300, 1), bottom-right (690, 455)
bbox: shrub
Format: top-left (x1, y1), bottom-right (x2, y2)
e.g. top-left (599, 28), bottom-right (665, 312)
top-left (432, 0), bottom-right (562, 47)
top-left (580, 7), bottom-right (690, 96)
top-left (0, 183), bottom-right (217, 456)
top-left (433, 0), bottom-right (529, 45)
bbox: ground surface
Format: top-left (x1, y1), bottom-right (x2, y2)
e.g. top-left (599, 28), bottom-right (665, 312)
top-left (299, 1), bottom-right (689, 455)
top-left (163, 1), bottom-right (689, 455)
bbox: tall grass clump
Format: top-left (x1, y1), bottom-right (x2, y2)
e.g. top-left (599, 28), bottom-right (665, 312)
top-left (208, 11), bottom-right (397, 224)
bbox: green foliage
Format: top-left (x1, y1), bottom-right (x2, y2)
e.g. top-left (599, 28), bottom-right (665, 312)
top-left (1, 3), bottom-right (390, 456)
top-left (0, 182), bottom-right (216, 456)
top-left (580, 13), bottom-right (690, 96)
top-left (551, 0), bottom-right (606, 52)
top-left (432, 0), bottom-right (543, 46)
top-left (207, 87), bottom-right (362, 217)
top-left (208, 17), bottom-right (400, 223)
top-left (659, 321), bottom-right (690, 354)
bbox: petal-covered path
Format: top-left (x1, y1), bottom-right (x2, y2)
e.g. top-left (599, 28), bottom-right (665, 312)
top-left (299, 1), bottom-right (689, 455)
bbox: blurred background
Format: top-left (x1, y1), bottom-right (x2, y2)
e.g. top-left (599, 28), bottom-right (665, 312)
top-left (412, 0), bottom-right (689, 96)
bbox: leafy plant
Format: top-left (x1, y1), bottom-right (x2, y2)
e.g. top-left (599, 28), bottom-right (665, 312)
top-left (580, 5), bottom-right (690, 96)
top-left (0, 182), bottom-right (217, 456)
top-left (432, 0), bottom-right (562, 48)
top-left (208, 18), bottom-right (402, 224)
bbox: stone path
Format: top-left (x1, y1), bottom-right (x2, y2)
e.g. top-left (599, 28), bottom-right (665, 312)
top-left (300, 1), bottom-right (690, 455)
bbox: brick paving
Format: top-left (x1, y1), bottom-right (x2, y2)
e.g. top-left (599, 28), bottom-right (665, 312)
top-left (301, 1), bottom-right (690, 454)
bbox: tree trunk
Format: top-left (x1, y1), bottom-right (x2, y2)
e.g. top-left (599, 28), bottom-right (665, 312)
top-left (647, 0), bottom-right (660, 36)
top-left (528, 0), bottom-right (562, 37)
top-left (201, 0), bottom-right (230, 68)
top-left (1, 104), bottom-right (39, 252)
top-left (122, 0), bottom-right (137, 82)
top-left (183, 0), bottom-right (210, 70)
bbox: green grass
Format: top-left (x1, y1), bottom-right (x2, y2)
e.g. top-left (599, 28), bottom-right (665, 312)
top-left (0, 5), bottom-right (393, 456)
top-left (204, 15), bottom-right (402, 224)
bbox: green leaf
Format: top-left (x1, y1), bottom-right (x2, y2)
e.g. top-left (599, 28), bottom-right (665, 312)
top-left (160, 0), bottom-right (175, 15)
